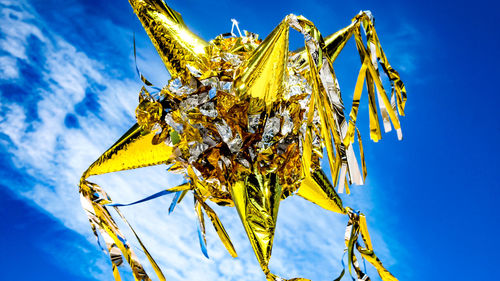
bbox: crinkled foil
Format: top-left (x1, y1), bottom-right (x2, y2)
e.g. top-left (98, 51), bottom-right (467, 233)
top-left (78, 1), bottom-right (407, 281)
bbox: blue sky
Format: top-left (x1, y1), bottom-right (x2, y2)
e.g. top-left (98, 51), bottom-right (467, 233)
top-left (0, 0), bottom-right (498, 281)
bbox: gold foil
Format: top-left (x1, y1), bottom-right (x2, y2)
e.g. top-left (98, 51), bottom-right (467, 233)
top-left (233, 16), bottom-right (289, 110)
top-left (79, 3), bottom-right (406, 280)
top-left (129, 0), bottom-right (209, 82)
top-left (82, 124), bottom-right (175, 179)
top-left (231, 172), bottom-right (282, 277)
top-left (297, 169), bottom-right (345, 214)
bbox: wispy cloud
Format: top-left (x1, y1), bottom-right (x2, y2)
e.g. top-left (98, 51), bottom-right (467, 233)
top-left (0, 0), bottom-right (397, 280)
top-left (381, 22), bottom-right (421, 75)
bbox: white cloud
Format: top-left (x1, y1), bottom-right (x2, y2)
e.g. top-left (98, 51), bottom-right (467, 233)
top-left (0, 55), bottom-right (19, 79)
top-left (0, 0), bottom-right (397, 280)
top-left (0, 103), bottom-right (27, 145)
top-left (0, 0), bottom-right (45, 59)
top-left (381, 22), bottom-right (421, 74)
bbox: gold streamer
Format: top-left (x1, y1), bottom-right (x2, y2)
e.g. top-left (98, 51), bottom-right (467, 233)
top-left (195, 194), bottom-right (238, 258)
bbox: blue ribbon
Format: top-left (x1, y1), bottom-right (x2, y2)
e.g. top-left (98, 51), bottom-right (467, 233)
top-left (196, 220), bottom-right (209, 259)
top-left (106, 189), bottom-right (176, 207)
top-left (133, 33), bottom-right (162, 92)
top-left (168, 191), bottom-right (182, 214)
top-left (334, 250), bottom-right (347, 281)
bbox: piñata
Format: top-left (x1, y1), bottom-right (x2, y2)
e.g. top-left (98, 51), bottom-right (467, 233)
top-left (79, 1), bottom-right (407, 280)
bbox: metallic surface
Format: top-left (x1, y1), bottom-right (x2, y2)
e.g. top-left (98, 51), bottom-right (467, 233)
top-left (78, 2), bottom-right (407, 280)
